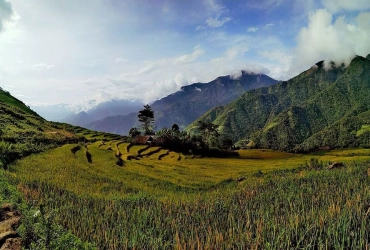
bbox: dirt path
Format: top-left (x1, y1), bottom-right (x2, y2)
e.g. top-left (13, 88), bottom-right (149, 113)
top-left (0, 204), bottom-right (21, 250)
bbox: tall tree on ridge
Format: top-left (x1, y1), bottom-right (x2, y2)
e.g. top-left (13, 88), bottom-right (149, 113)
top-left (138, 104), bottom-right (155, 135)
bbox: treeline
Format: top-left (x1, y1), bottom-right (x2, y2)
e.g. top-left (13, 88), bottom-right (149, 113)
top-left (128, 104), bottom-right (238, 157)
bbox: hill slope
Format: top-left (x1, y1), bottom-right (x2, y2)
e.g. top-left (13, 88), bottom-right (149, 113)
top-left (187, 55), bottom-right (370, 152)
top-left (0, 87), bottom-right (87, 168)
top-left (86, 72), bottom-right (277, 134)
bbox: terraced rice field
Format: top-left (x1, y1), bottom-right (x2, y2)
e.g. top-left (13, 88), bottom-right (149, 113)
top-left (7, 139), bottom-right (370, 249)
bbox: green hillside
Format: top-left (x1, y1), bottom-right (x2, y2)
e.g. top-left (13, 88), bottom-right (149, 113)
top-left (4, 80), bottom-right (370, 249)
top-left (0, 87), bottom-right (121, 169)
top-left (0, 87), bottom-right (39, 116)
top-left (187, 55), bottom-right (370, 152)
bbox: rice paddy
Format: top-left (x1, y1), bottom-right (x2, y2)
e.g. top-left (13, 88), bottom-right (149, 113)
top-left (7, 139), bottom-right (370, 249)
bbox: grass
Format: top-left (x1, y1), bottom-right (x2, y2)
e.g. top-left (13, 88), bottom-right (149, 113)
top-left (357, 125), bottom-right (370, 136)
top-left (6, 138), bottom-right (370, 249)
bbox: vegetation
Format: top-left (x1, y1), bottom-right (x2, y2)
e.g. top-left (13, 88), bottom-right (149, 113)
top-left (2, 55), bottom-right (370, 249)
top-left (197, 121), bottom-right (220, 147)
top-left (138, 104), bottom-right (155, 135)
top-left (87, 72), bottom-right (277, 135)
top-left (0, 169), bottom-right (96, 249)
top-left (187, 55), bottom-right (370, 152)
top-left (6, 143), bottom-right (370, 249)
top-left (128, 127), bottom-right (140, 138)
top-left (0, 87), bottom-right (120, 248)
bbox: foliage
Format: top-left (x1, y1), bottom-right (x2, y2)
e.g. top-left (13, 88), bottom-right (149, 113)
top-left (128, 127), bottom-right (140, 138)
top-left (8, 145), bottom-right (370, 249)
top-left (151, 72), bottom-right (277, 130)
top-left (138, 104), bottom-right (155, 135)
top-left (155, 127), bottom-right (234, 156)
top-left (171, 123), bottom-right (179, 131)
top-left (0, 169), bottom-right (96, 249)
top-left (197, 121), bottom-right (220, 147)
top-left (187, 56), bottom-right (370, 152)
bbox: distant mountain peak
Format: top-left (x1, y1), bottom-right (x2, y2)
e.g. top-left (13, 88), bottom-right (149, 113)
top-left (85, 72), bottom-right (278, 135)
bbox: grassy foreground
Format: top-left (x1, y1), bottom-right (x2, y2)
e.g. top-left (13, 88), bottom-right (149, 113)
top-left (7, 143), bottom-right (370, 249)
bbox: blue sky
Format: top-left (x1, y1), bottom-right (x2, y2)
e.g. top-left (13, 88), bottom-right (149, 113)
top-left (0, 0), bottom-right (370, 111)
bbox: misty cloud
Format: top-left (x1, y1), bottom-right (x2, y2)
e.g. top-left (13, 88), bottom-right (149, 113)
top-left (0, 0), bottom-right (15, 32)
top-left (206, 16), bottom-right (231, 28)
top-left (263, 23), bottom-right (274, 29)
top-left (247, 27), bottom-right (258, 32)
top-left (115, 58), bottom-right (127, 63)
top-left (322, 0), bottom-right (370, 13)
top-left (32, 63), bottom-right (55, 71)
top-left (293, 9), bottom-right (370, 72)
top-left (82, 78), bottom-right (100, 85)
top-left (109, 79), bottom-right (132, 86)
top-left (174, 72), bottom-right (188, 86)
top-left (174, 46), bottom-right (204, 64)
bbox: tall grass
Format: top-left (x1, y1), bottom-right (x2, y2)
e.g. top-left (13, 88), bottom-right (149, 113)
top-left (10, 163), bottom-right (370, 249)
top-left (0, 169), bottom-right (97, 249)
top-left (8, 144), bottom-right (370, 249)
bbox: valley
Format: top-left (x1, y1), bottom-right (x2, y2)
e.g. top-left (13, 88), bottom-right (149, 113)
top-left (1, 56), bottom-right (370, 248)
top-left (2, 1), bottom-right (370, 249)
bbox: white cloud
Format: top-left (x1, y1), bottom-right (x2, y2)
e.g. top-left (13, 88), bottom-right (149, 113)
top-left (206, 16), bottom-right (231, 28)
top-left (230, 70), bottom-right (243, 79)
top-left (247, 27), bottom-right (258, 32)
top-left (0, 0), bottom-right (17, 32)
top-left (174, 72), bottom-right (188, 86)
top-left (292, 9), bottom-right (370, 73)
top-left (247, 0), bottom-right (284, 10)
top-left (174, 46), bottom-right (204, 64)
top-left (322, 0), bottom-right (370, 13)
top-left (226, 43), bottom-right (248, 59)
top-left (263, 23), bottom-right (274, 29)
top-left (115, 58), bottom-right (127, 63)
top-left (32, 63), bottom-right (55, 71)
top-left (106, 42), bottom-right (269, 104)
top-left (137, 63), bottom-right (157, 75)
top-left (203, 0), bottom-right (226, 14)
top-left (260, 50), bottom-right (293, 79)
top-left (212, 43), bottom-right (249, 62)
top-left (82, 78), bottom-right (100, 85)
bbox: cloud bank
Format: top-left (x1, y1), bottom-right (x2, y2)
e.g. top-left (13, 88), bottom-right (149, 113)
top-left (293, 9), bottom-right (370, 72)
top-left (322, 0), bottom-right (370, 13)
top-left (0, 0), bottom-right (16, 32)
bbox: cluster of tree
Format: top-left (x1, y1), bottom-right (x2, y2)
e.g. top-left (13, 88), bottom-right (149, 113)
top-left (128, 105), bottom-right (238, 157)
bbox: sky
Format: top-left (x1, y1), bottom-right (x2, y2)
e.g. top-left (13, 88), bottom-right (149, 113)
top-left (0, 0), bottom-right (370, 111)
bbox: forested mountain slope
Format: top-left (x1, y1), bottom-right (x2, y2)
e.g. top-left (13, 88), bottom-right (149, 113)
top-left (85, 72), bottom-right (277, 134)
top-left (187, 55), bottom-right (370, 152)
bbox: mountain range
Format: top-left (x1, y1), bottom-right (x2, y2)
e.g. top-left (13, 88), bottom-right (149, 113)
top-left (3, 54), bottom-right (370, 153)
top-left (31, 99), bottom-right (143, 127)
top-left (186, 54), bottom-right (370, 152)
top-left (84, 72), bottom-right (277, 134)
top-left (29, 103), bottom-right (74, 122)
top-left (61, 99), bottom-right (143, 127)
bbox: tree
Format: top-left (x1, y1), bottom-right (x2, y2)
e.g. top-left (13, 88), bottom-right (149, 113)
top-left (197, 121), bottom-right (219, 146)
top-left (0, 124), bottom-right (5, 139)
top-left (138, 104), bottom-right (155, 135)
top-left (171, 123), bottom-right (179, 132)
top-left (128, 127), bottom-right (140, 138)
